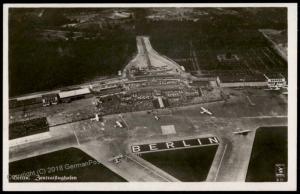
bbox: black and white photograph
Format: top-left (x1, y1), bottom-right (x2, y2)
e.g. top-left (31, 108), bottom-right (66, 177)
top-left (2, 3), bottom-right (297, 191)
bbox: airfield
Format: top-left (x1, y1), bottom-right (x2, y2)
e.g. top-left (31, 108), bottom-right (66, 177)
top-left (8, 33), bottom-right (288, 182)
top-left (9, 85), bottom-right (287, 182)
top-left (7, 16), bottom-right (289, 182)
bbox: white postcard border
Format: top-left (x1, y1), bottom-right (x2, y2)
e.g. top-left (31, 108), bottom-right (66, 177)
top-left (2, 3), bottom-right (297, 191)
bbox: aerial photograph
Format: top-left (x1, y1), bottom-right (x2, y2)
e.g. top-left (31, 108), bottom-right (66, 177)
top-left (4, 4), bottom-right (295, 191)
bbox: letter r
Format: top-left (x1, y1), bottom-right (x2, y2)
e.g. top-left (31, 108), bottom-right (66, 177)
top-left (166, 142), bottom-right (175, 149)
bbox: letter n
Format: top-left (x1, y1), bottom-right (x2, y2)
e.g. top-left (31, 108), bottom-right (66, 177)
top-left (208, 137), bottom-right (219, 144)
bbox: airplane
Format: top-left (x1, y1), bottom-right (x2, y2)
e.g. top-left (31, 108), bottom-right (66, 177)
top-left (264, 84), bottom-right (282, 91)
top-left (265, 85), bottom-right (280, 91)
top-left (200, 107), bottom-right (213, 115)
top-left (232, 129), bottom-right (253, 135)
top-left (108, 154), bottom-right (124, 164)
top-left (90, 114), bottom-right (100, 121)
top-left (271, 86), bottom-right (280, 90)
top-left (114, 121), bottom-right (123, 128)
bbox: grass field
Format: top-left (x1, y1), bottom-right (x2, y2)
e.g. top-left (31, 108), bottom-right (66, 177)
top-left (140, 145), bottom-right (218, 181)
top-left (246, 126), bottom-right (287, 182)
top-left (9, 8), bottom-right (287, 97)
top-left (9, 117), bottom-right (49, 140)
top-left (9, 147), bottom-right (126, 182)
top-left (152, 36), bottom-right (287, 75)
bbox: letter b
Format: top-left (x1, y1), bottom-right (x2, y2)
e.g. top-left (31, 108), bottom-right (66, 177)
top-left (132, 145), bottom-right (141, 153)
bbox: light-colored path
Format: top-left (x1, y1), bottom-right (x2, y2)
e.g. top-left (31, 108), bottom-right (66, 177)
top-left (123, 36), bottom-right (184, 75)
top-left (79, 142), bottom-right (177, 182)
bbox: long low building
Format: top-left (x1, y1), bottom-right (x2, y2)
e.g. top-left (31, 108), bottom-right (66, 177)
top-left (217, 73), bottom-right (268, 88)
top-left (58, 88), bottom-right (91, 103)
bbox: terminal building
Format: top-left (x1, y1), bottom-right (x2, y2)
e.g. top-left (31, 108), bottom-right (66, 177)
top-left (263, 73), bottom-right (287, 88)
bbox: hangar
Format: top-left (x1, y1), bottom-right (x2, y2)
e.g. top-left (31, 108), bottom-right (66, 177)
top-left (217, 73), bottom-right (268, 88)
top-left (58, 88), bottom-right (91, 103)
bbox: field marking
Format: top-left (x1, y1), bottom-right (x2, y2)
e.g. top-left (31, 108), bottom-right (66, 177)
top-left (189, 41), bottom-right (199, 72)
top-left (262, 48), bottom-right (276, 66)
top-left (265, 47), bottom-right (286, 67)
top-left (251, 49), bottom-right (269, 70)
top-left (131, 143), bottom-right (219, 154)
top-left (125, 155), bottom-right (171, 182)
top-left (119, 114), bottom-right (129, 128)
top-left (73, 130), bottom-right (80, 145)
top-left (214, 144), bottom-right (228, 182)
top-left (246, 95), bottom-right (255, 106)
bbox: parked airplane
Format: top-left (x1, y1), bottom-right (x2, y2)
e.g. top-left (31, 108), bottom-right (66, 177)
top-left (266, 86), bottom-right (280, 91)
top-left (200, 107), bottom-right (213, 115)
top-left (272, 86), bottom-right (280, 90)
top-left (233, 129), bottom-right (253, 135)
top-left (90, 114), bottom-right (100, 121)
top-left (114, 121), bottom-right (123, 128)
top-left (108, 154), bottom-right (124, 164)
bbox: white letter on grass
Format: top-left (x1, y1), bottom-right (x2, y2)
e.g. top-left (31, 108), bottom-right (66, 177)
top-left (166, 142), bottom-right (175, 149)
top-left (149, 144), bottom-right (158, 151)
top-left (132, 145), bottom-right (141, 153)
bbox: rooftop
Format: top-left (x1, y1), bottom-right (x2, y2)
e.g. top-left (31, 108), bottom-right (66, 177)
top-left (42, 93), bottom-right (58, 98)
top-left (58, 88), bottom-right (90, 99)
top-left (264, 73), bottom-right (285, 79)
top-left (218, 73), bottom-right (266, 83)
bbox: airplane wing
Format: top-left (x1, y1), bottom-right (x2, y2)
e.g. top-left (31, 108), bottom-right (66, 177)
top-left (233, 130), bottom-right (252, 134)
top-left (201, 107), bottom-right (212, 115)
top-left (108, 154), bottom-right (123, 162)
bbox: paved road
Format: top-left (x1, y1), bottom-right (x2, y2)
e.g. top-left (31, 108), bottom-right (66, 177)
top-left (80, 142), bottom-right (177, 182)
top-left (123, 36), bottom-right (184, 76)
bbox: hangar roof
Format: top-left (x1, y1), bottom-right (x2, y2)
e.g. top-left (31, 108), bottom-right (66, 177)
top-left (218, 73), bottom-right (266, 83)
top-left (58, 88), bottom-right (90, 99)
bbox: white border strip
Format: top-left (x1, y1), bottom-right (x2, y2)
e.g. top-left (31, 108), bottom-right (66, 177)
top-left (2, 3), bottom-right (296, 8)
top-left (3, 3), bottom-right (297, 191)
